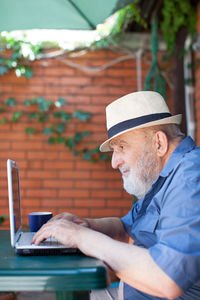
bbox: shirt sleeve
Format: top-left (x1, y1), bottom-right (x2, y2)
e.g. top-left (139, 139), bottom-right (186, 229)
top-left (149, 162), bottom-right (200, 291)
top-left (121, 209), bottom-right (134, 236)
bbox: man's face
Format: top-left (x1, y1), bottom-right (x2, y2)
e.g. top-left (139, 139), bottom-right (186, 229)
top-left (110, 129), bottom-right (160, 199)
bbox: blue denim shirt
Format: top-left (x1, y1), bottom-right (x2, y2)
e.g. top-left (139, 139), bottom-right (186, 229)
top-left (121, 137), bottom-right (200, 299)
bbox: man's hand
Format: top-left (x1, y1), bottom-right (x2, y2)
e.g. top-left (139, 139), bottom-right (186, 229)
top-left (48, 212), bottom-right (90, 228)
top-left (31, 217), bottom-right (87, 248)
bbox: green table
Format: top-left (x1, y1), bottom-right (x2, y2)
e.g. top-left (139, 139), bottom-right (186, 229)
top-left (0, 230), bottom-right (108, 300)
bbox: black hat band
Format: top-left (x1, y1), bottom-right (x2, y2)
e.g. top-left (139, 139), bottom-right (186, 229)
top-left (107, 112), bottom-right (171, 139)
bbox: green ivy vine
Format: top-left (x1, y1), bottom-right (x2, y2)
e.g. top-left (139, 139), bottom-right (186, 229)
top-left (0, 95), bottom-right (109, 163)
top-left (94, 0), bottom-right (147, 48)
top-left (161, 0), bottom-right (197, 55)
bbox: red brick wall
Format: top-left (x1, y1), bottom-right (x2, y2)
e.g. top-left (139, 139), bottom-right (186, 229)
top-left (0, 48), bottom-right (172, 229)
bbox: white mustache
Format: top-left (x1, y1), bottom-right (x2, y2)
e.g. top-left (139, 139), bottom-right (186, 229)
top-left (119, 166), bottom-right (131, 175)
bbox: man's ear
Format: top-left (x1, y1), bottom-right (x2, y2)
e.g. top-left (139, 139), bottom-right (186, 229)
top-left (153, 131), bottom-right (168, 157)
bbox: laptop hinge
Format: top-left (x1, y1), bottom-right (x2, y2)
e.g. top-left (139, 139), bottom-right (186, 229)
top-left (16, 232), bottom-right (22, 243)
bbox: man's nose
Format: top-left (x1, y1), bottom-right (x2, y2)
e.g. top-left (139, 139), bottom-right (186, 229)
top-left (111, 152), bottom-right (123, 169)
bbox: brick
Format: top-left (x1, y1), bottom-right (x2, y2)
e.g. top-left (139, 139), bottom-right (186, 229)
top-left (43, 161), bottom-right (74, 169)
top-left (21, 199), bottom-right (40, 207)
top-left (0, 151), bottom-right (26, 159)
top-left (90, 95), bottom-right (116, 104)
top-left (91, 190), bottom-right (122, 198)
top-left (107, 180), bottom-right (123, 189)
top-left (92, 78), bottom-right (124, 86)
top-left (56, 208), bottom-right (89, 217)
top-left (106, 199), bottom-right (131, 208)
top-left (0, 142), bottom-right (11, 149)
top-left (107, 86), bottom-right (135, 95)
top-left (91, 170), bottom-right (120, 179)
top-left (75, 160), bottom-right (106, 170)
top-left (90, 208), bottom-right (123, 218)
top-left (21, 179), bottom-right (42, 188)
top-left (107, 68), bottom-right (137, 77)
top-left (27, 170), bottom-right (58, 179)
top-left (75, 180), bottom-right (106, 189)
top-left (0, 180), bottom-right (8, 187)
top-left (44, 67), bottom-right (75, 76)
top-left (11, 141), bottom-right (43, 150)
top-left (27, 151), bottom-right (59, 159)
top-left (59, 77), bottom-right (92, 85)
top-left (59, 189), bottom-right (89, 198)
top-left (27, 161), bottom-right (43, 169)
top-left (0, 198), bottom-right (8, 206)
top-left (0, 132), bottom-right (27, 140)
top-left (59, 170), bottom-right (90, 179)
top-left (43, 180), bottom-right (74, 188)
top-left (66, 95), bottom-right (91, 104)
top-left (74, 199), bottom-right (105, 207)
top-left (78, 86), bottom-right (108, 95)
top-left (76, 104), bottom-right (104, 114)
top-left (25, 189), bottom-right (57, 198)
top-left (41, 198), bottom-right (73, 207)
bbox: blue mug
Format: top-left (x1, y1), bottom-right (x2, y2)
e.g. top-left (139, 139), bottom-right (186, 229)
top-left (28, 212), bottom-right (52, 232)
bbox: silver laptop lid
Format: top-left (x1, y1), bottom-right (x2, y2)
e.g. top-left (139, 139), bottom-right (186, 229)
top-left (7, 159), bottom-right (22, 247)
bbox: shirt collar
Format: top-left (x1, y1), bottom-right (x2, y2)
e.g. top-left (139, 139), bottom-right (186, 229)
top-left (160, 136), bottom-right (196, 177)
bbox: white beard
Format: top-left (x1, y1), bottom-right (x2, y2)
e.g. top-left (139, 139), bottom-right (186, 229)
top-left (120, 146), bottom-right (159, 199)
top-left (121, 167), bottom-right (146, 199)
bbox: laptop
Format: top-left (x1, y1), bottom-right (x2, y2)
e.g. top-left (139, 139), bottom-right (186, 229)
top-left (7, 159), bottom-right (79, 255)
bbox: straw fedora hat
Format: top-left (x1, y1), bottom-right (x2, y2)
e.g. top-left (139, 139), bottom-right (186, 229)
top-left (100, 91), bottom-right (182, 152)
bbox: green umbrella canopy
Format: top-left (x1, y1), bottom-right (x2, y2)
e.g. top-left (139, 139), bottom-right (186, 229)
top-left (0, 0), bottom-right (134, 31)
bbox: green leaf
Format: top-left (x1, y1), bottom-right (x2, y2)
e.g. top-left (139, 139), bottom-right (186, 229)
top-left (82, 130), bottom-right (91, 138)
top-left (25, 127), bottom-right (36, 135)
top-left (62, 113), bottom-right (71, 121)
top-left (28, 112), bottom-right (40, 119)
top-left (73, 150), bottom-right (79, 157)
top-left (66, 138), bottom-right (75, 150)
top-left (99, 153), bottom-right (109, 161)
top-left (56, 123), bottom-right (66, 133)
top-left (39, 114), bottom-right (49, 123)
top-left (0, 106), bottom-right (5, 113)
top-left (83, 152), bottom-right (92, 160)
top-left (53, 111), bottom-right (71, 121)
top-left (53, 111), bottom-right (63, 118)
top-left (0, 66), bottom-right (8, 75)
top-left (5, 97), bottom-right (16, 106)
top-left (0, 117), bottom-right (7, 124)
top-left (74, 132), bottom-right (82, 142)
top-left (47, 137), bottom-right (55, 145)
top-left (24, 99), bottom-right (32, 106)
top-left (0, 214), bottom-right (9, 226)
top-left (90, 147), bottom-right (99, 155)
top-left (12, 111), bottom-right (22, 122)
top-left (36, 97), bottom-right (45, 104)
top-left (39, 100), bottom-right (53, 112)
top-left (24, 98), bottom-right (39, 106)
top-left (43, 127), bottom-right (54, 135)
top-left (57, 136), bottom-right (66, 144)
top-left (55, 98), bottom-right (65, 107)
top-left (73, 110), bottom-right (92, 121)
top-left (15, 66), bottom-right (33, 78)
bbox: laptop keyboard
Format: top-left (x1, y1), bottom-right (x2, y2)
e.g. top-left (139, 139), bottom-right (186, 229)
top-left (19, 232), bottom-right (61, 247)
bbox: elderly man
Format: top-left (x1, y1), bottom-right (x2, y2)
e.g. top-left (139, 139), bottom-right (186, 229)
top-left (32, 91), bottom-right (200, 299)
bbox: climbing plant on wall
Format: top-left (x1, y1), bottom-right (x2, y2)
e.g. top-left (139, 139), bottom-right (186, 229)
top-left (0, 95), bottom-right (109, 163)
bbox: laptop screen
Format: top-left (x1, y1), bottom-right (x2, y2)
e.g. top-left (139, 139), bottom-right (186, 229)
top-left (12, 166), bottom-right (21, 233)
